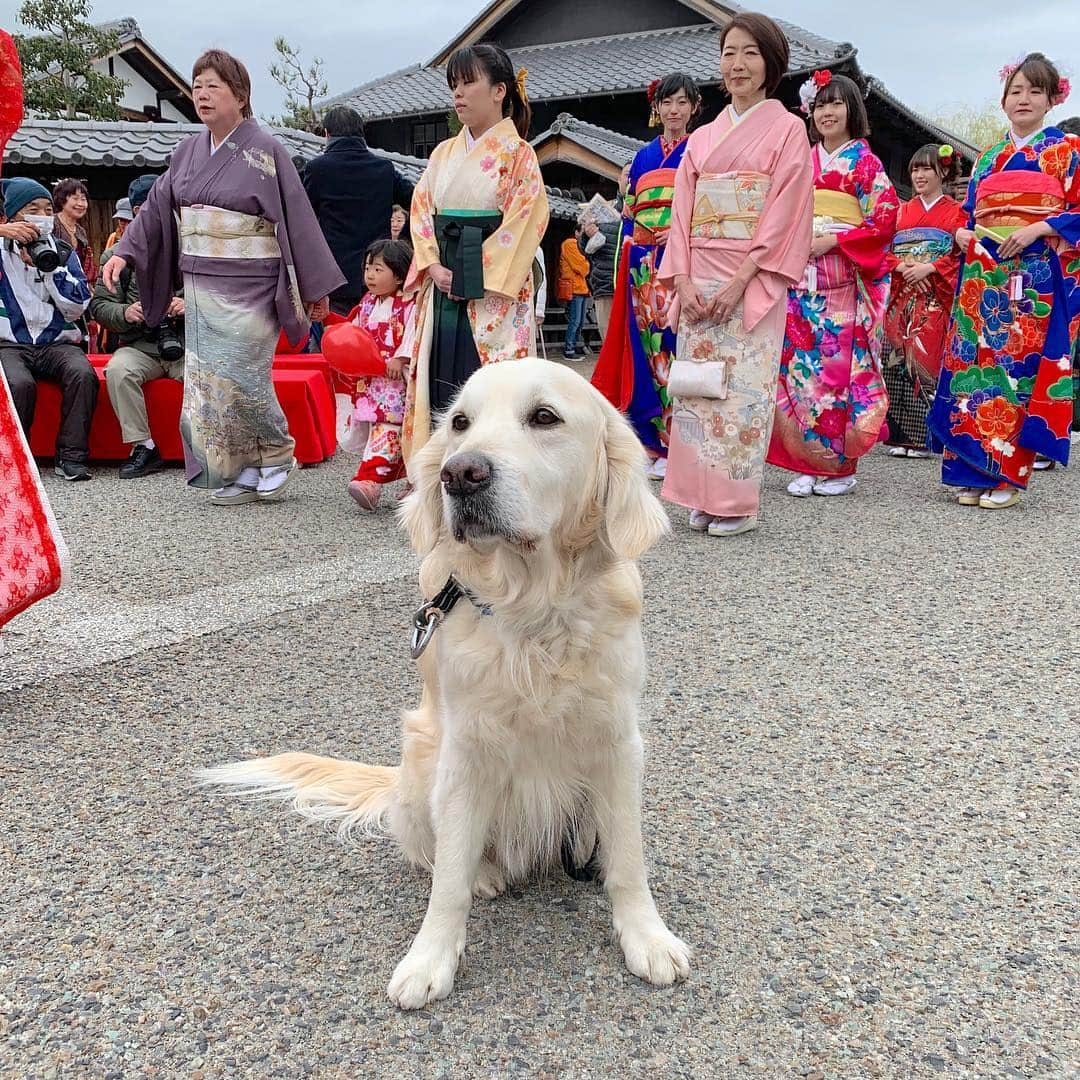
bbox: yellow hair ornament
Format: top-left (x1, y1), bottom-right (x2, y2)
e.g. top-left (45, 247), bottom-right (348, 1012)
top-left (515, 67), bottom-right (529, 104)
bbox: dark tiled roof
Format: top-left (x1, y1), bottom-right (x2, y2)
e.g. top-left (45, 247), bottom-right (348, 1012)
top-left (326, 22), bottom-right (850, 121)
top-left (93, 18), bottom-right (142, 46)
top-left (4, 120), bottom-right (582, 221)
top-left (531, 113), bottom-right (644, 167)
top-left (865, 79), bottom-right (980, 164)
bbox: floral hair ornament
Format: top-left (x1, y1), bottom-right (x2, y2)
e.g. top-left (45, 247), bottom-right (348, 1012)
top-left (938, 144), bottom-right (955, 166)
top-left (515, 67), bottom-right (529, 105)
top-left (799, 69), bottom-right (832, 115)
top-left (1052, 76), bottom-right (1071, 107)
top-left (647, 77), bottom-right (662, 127)
top-left (998, 55), bottom-right (1025, 84)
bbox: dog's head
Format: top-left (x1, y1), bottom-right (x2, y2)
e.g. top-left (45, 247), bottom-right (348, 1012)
top-left (401, 359), bottom-right (669, 562)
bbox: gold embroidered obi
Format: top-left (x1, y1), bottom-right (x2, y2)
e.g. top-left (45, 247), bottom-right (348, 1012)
top-left (689, 172), bottom-right (771, 241)
top-left (180, 205), bottom-right (281, 260)
top-left (813, 189), bottom-right (863, 232)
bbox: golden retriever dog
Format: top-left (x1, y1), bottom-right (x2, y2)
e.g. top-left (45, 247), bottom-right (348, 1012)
top-left (201, 358), bottom-right (692, 1009)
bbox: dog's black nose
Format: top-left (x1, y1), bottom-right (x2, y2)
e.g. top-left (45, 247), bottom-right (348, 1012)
top-left (441, 452), bottom-right (493, 496)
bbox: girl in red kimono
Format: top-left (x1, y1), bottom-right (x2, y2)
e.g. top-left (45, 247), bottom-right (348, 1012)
top-left (883, 144), bottom-right (967, 456)
top-left (331, 240), bottom-right (417, 512)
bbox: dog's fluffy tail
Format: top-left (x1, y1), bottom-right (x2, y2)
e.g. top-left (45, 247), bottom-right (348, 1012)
top-left (197, 751), bottom-right (399, 841)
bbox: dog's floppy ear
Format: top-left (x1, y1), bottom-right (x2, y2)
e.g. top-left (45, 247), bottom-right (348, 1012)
top-left (399, 426), bottom-right (448, 555)
top-left (600, 402), bottom-right (670, 559)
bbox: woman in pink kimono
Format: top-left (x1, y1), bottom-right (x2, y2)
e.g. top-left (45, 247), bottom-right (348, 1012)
top-left (659, 12), bottom-right (814, 537)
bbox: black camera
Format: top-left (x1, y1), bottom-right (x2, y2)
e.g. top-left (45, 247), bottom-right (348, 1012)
top-left (156, 318), bottom-right (184, 362)
top-left (21, 238), bottom-right (60, 273)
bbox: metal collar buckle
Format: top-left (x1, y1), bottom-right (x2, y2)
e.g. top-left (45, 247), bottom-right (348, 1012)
top-left (410, 576), bottom-right (481, 660)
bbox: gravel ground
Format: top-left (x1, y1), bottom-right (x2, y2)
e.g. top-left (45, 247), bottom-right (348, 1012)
top-left (1, 421), bottom-right (1078, 1079)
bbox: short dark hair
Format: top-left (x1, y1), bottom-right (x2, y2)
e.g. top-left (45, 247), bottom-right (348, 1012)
top-left (1002, 53), bottom-right (1063, 108)
top-left (908, 143), bottom-right (960, 183)
top-left (1059, 115), bottom-right (1080, 136)
top-left (323, 106), bottom-right (365, 138)
top-left (653, 72), bottom-right (702, 113)
top-left (192, 49), bottom-right (253, 118)
top-left (365, 238), bottom-right (413, 284)
top-left (810, 73), bottom-right (870, 144)
top-left (446, 43), bottom-right (532, 139)
top-left (52, 178), bottom-right (89, 214)
top-left (719, 13), bottom-right (791, 98)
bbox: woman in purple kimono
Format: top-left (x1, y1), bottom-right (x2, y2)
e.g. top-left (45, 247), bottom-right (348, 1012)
top-left (102, 50), bottom-right (344, 505)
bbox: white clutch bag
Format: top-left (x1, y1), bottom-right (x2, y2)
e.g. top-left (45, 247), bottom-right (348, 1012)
top-left (669, 282), bottom-right (741, 400)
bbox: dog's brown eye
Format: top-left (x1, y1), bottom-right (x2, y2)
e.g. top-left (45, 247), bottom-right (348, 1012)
top-left (529, 407), bottom-right (562, 428)
top-left (451, 413), bottom-right (470, 433)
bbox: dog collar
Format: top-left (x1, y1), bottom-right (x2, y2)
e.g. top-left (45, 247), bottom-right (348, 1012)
top-left (410, 575), bottom-right (492, 659)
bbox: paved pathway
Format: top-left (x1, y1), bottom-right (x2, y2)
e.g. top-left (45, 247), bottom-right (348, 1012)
top-left (2, 433), bottom-right (1077, 1078)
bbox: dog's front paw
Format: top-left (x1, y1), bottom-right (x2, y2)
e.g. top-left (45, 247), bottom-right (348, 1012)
top-left (387, 941), bottom-right (462, 1010)
top-left (618, 921), bottom-right (692, 987)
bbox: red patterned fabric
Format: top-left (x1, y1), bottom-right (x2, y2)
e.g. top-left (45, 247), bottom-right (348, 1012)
top-left (0, 31), bottom-right (69, 627)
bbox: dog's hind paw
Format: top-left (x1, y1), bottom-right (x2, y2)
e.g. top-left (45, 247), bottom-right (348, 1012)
top-left (387, 943), bottom-right (461, 1010)
top-left (619, 923), bottom-right (692, 987)
top-left (472, 859), bottom-right (507, 899)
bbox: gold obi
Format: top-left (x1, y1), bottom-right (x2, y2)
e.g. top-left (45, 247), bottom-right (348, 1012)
top-left (689, 172), bottom-right (771, 240)
top-left (813, 189), bottom-right (863, 232)
top-left (180, 205), bottom-right (281, 260)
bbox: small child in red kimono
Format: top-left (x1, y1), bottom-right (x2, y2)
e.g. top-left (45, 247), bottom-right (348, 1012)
top-left (339, 240), bottom-right (416, 510)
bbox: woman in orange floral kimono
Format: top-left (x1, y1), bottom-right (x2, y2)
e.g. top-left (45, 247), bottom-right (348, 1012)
top-left (402, 44), bottom-right (549, 462)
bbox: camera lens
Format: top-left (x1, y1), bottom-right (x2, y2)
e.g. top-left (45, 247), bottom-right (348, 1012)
top-left (27, 241), bottom-right (60, 273)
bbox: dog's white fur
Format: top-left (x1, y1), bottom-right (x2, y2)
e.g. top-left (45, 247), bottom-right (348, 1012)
top-left (200, 358), bottom-right (691, 1009)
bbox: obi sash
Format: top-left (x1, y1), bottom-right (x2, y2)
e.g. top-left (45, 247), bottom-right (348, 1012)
top-left (435, 210), bottom-right (502, 300)
top-left (813, 189), bottom-right (863, 231)
top-left (628, 167), bottom-right (678, 244)
top-left (689, 172), bottom-right (772, 241)
top-left (892, 227), bottom-right (954, 264)
top-left (180, 205), bottom-right (281, 260)
top-left (974, 171), bottom-right (1066, 240)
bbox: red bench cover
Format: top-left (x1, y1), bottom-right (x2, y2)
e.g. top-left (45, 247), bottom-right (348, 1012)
top-left (28, 354), bottom-right (336, 464)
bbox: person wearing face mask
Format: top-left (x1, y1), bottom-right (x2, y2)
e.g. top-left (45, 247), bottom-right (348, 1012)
top-left (591, 72), bottom-right (701, 481)
top-left (0, 177), bottom-right (97, 482)
top-left (881, 145), bottom-right (966, 459)
top-left (767, 71), bottom-right (899, 499)
top-left (401, 42), bottom-right (549, 462)
top-left (928, 53), bottom-right (1080, 509)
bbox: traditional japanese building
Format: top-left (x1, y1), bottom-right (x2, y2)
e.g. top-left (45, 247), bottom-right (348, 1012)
top-left (325, 0), bottom-right (975, 198)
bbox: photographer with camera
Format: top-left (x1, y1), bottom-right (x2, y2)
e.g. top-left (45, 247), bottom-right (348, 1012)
top-left (93, 173), bottom-right (184, 479)
top-left (0, 177), bottom-right (97, 481)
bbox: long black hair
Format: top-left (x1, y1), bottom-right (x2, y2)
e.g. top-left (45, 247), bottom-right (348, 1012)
top-left (446, 43), bottom-right (532, 138)
top-left (809, 73), bottom-right (870, 144)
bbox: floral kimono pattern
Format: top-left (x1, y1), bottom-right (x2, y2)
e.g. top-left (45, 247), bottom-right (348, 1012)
top-left (882, 196), bottom-right (966, 448)
top-left (768, 140), bottom-right (899, 477)
top-left (928, 128), bottom-right (1080, 489)
top-left (345, 291), bottom-right (416, 484)
top-left (402, 117), bottom-right (549, 461)
top-left (591, 136), bottom-right (688, 456)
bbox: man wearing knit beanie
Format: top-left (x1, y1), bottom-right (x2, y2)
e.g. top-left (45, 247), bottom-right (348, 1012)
top-left (0, 176), bottom-right (97, 480)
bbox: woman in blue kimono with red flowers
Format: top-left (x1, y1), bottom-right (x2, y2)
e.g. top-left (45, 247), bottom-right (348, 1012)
top-left (591, 73), bottom-right (701, 480)
top-left (928, 52), bottom-right (1080, 509)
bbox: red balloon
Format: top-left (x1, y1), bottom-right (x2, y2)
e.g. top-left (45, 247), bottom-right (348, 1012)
top-left (321, 321), bottom-right (386, 377)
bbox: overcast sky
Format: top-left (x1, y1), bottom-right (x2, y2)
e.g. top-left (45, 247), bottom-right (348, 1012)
top-left (3, 0), bottom-right (1076, 121)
